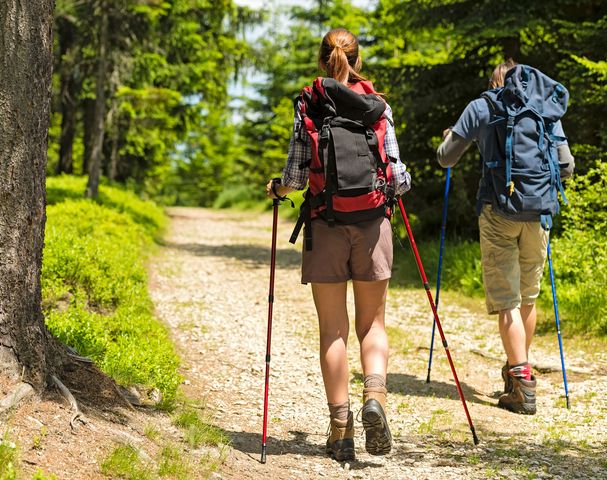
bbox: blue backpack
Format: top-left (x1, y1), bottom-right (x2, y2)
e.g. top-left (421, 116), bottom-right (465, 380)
top-left (479, 65), bottom-right (569, 229)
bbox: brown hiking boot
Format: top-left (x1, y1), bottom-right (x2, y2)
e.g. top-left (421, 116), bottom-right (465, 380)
top-left (325, 411), bottom-right (355, 462)
top-left (501, 362), bottom-right (512, 393)
top-left (361, 387), bottom-right (392, 455)
top-left (498, 375), bottom-right (537, 415)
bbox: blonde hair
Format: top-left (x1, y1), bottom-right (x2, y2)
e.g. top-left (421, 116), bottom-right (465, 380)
top-left (489, 59), bottom-right (517, 89)
top-left (319, 28), bottom-right (366, 85)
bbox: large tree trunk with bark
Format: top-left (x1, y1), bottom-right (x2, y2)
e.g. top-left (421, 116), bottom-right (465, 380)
top-left (86, 3), bottom-right (109, 199)
top-left (0, 0), bottom-right (55, 389)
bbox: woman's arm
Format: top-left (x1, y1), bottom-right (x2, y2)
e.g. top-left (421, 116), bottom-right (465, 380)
top-left (384, 105), bottom-right (411, 196)
top-left (267, 101), bottom-right (311, 199)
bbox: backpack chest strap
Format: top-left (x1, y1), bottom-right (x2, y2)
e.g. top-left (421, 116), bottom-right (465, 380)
top-left (505, 115), bottom-right (515, 194)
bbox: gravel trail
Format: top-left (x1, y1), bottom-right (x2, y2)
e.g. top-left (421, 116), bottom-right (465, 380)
top-left (149, 207), bottom-right (607, 480)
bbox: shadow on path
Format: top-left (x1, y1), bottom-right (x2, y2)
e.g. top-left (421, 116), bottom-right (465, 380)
top-left (225, 428), bottom-right (386, 469)
top-left (225, 426), bottom-right (607, 477)
top-left (163, 241), bottom-right (301, 269)
top-left (353, 372), bottom-right (493, 407)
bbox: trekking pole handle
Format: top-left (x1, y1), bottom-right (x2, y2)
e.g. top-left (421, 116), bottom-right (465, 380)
top-left (270, 178), bottom-right (294, 207)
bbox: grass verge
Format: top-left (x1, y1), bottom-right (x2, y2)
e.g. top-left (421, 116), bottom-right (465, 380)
top-left (43, 175), bottom-right (181, 407)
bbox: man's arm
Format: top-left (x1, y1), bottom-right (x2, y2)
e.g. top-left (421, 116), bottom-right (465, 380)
top-left (437, 130), bottom-right (473, 168)
top-left (558, 144), bottom-right (575, 179)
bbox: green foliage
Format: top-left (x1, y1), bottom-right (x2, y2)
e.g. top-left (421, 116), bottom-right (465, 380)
top-left (31, 470), bottom-right (58, 480)
top-left (538, 164), bottom-right (607, 334)
top-left (172, 409), bottom-right (229, 448)
top-left (369, 0), bottom-right (607, 235)
top-left (392, 165), bottom-right (607, 335)
top-left (101, 444), bottom-right (154, 479)
top-left (158, 445), bottom-right (190, 478)
top-left (392, 237), bottom-right (483, 298)
top-left (0, 436), bottom-right (17, 480)
top-left (213, 184), bottom-right (266, 211)
top-left (43, 176), bottom-right (180, 407)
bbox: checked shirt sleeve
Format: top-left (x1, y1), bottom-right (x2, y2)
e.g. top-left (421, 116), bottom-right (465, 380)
top-left (384, 105), bottom-right (411, 196)
top-left (281, 101), bottom-right (311, 191)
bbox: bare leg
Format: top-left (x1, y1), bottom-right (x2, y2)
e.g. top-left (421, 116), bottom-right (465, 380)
top-left (353, 279), bottom-right (389, 378)
top-left (520, 303), bottom-right (536, 357)
top-left (312, 282), bottom-right (350, 405)
top-left (498, 307), bottom-right (527, 365)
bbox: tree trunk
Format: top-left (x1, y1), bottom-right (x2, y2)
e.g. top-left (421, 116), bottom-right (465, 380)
top-left (57, 18), bottom-right (78, 175)
top-left (82, 98), bottom-right (95, 175)
top-left (86, 3), bottom-right (108, 199)
top-left (58, 69), bottom-right (78, 174)
top-left (0, 0), bottom-right (55, 389)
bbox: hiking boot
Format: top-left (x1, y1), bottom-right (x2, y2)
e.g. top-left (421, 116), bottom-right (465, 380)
top-left (325, 411), bottom-right (355, 462)
top-left (361, 387), bottom-right (392, 455)
top-left (498, 375), bottom-right (537, 415)
top-left (501, 362), bottom-right (512, 394)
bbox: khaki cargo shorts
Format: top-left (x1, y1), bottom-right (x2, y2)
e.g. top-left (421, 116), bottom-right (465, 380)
top-left (301, 216), bottom-right (393, 284)
top-left (479, 205), bottom-right (549, 314)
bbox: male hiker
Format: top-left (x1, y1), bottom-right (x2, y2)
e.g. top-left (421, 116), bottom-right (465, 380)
top-left (436, 61), bottom-right (575, 414)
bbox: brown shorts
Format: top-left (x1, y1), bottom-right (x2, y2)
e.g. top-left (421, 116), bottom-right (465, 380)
top-left (479, 205), bottom-right (549, 314)
top-left (301, 217), bottom-right (393, 284)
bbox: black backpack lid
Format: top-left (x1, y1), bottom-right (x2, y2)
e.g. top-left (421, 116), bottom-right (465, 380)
top-left (316, 78), bottom-right (386, 126)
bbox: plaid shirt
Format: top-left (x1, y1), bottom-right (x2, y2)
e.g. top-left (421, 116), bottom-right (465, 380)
top-left (282, 103), bottom-right (411, 196)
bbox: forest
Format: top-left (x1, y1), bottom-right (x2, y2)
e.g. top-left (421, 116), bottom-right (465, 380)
top-left (48, 0), bottom-right (607, 334)
top-left (1, 0), bottom-right (607, 478)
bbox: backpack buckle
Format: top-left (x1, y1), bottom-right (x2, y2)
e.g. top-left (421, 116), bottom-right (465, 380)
top-left (320, 124), bottom-right (330, 142)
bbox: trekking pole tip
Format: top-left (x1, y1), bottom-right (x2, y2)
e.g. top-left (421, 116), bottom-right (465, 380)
top-left (566, 396), bottom-right (571, 409)
top-left (425, 371), bottom-right (431, 384)
top-left (260, 445), bottom-right (267, 464)
top-left (471, 428), bottom-right (480, 445)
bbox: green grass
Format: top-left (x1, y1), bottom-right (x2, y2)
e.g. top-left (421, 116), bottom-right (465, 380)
top-left (213, 183), bottom-right (305, 221)
top-left (391, 237), bottom-right (483, 297)
top-left (42, 175), bottom-right (180, 407)
top-left (392, 232), bottom-right (607, 336)
top-left (0, 434), bottom-right (17, 480)
top-left (101, 444), bottom-right (154, 479)
top-left (158, 445), bottom-right (190, 479)
top-left (172, 408), bottom-right (229, 448)
top-left (31, 470), bottom-right (59, 480)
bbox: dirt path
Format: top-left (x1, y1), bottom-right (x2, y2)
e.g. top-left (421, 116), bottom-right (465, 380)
top-left (149, 207), bottom-right (607, 480)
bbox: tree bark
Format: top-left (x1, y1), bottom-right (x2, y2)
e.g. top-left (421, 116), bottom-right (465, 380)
top-left (86, 2), bottom-right (109, 199)
top-left (82, 98), bottom-right (95, 175)
top-left (0, 0), bottom-right (55, 389)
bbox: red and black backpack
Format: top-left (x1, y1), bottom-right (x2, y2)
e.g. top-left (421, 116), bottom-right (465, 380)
top-left (289, 77), bottom-right (394, 251)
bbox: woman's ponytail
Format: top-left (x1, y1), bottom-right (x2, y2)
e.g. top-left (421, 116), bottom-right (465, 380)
top-left (319, 28), bottom-right (366, 85)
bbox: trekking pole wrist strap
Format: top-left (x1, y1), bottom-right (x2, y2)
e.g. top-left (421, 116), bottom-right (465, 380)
top-left (271, 178), bottom-right (294, 207)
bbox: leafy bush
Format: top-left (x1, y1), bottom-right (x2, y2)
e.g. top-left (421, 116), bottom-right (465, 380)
top-left (392, 163), bottom-right (607, 335)
top-left (392, 236), bottom-right (483, 298)
top-left (538, 163), bottom-right (607, 334)
top-left (213, 183), bottom-right (305, 221)
top-left (43, 176), bottom-right (180, 407)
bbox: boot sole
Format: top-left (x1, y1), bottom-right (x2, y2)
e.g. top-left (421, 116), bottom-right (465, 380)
top-left (497, 399), bottom-right (536, 415)
top-left (361, 399), bottom-right (392, 455)
top-left (326, 438), bottom-right (355, 462)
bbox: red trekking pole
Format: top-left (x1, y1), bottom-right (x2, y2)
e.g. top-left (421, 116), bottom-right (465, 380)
top-left (261, 179), bottom-right (293, 463)
top-left (396, 198), bottom-right (479, 445)
top-left (260, 197), bottom-right (279, 464)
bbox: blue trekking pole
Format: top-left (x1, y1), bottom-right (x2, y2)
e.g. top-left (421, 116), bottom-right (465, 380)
top-left (547, 236), bottom-right (570, 409)
top-left (426, 167), bottom-right (451, 383)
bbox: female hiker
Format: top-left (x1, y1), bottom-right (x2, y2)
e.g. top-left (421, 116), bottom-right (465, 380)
top-left (265, 28), bottom-right (411, 461)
